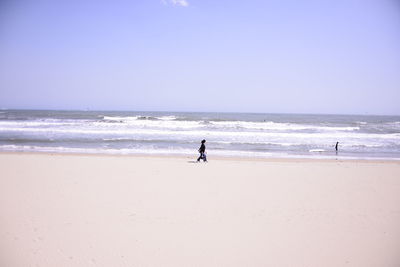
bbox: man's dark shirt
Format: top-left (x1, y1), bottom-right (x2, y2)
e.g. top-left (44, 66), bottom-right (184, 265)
top-left (199, 144), bottom-right (205, 153)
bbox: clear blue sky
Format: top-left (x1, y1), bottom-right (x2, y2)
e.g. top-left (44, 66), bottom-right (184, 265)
top-left (1, 0), bottom-right (399, 115)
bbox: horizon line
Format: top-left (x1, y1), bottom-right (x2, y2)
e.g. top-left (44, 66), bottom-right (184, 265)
top-left (1, 108), bottom-right (399, 117)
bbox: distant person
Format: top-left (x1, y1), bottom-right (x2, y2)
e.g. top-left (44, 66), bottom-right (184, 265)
top-left (335, 142), bottom-right (339, 152)
top-left (197, 139), bottom-right (207, 162)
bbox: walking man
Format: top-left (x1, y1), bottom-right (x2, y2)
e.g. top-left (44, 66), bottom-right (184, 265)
top-left (197, 139), bottom-right (207, 162)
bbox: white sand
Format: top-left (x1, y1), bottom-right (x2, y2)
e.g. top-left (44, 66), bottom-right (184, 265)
top-left (1, 153), bottom-right (400, 267)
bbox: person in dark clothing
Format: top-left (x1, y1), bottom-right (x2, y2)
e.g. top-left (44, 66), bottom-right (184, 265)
top-left (335, 142), bottom-right (339, 151)
top-left (197, 139), bottom-right (207, 162)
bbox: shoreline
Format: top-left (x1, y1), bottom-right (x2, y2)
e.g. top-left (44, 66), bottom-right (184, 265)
top-left (1, 150), bottom-right (399, 164)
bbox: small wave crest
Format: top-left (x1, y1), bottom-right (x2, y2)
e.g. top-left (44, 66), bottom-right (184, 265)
top-left (102, 115), bottom-right (178, 123)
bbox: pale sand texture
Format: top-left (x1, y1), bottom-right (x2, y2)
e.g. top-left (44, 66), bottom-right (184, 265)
top-left (0, 153), bottom-right (400, 267)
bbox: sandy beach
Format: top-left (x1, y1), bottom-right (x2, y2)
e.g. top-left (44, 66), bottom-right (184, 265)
top-left (0, 152), bottom-right (399, 267)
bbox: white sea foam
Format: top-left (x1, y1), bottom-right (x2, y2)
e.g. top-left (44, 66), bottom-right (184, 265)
top-left (98, 117), bottom-right (202, 129)
top-left (157, 116), bottom-right (178, 121)
top-left (1, 126), bottom-right (399, 141)
top-left (309, 149), bottom-right (326, 152)
top-left (103, 116), bottom-right (139, 122)
top-left (209, 121), bottom-right (360, 132)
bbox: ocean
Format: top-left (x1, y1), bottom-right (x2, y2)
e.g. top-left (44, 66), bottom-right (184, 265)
top-left (0, 110), bottom-right (399, 160)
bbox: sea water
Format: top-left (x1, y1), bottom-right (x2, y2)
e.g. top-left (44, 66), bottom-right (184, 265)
top-left (0, 110), bottom-right (399, 160)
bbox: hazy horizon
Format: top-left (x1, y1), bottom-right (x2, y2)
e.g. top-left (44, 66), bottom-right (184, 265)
top-left (2, 107), bottom-right (400, 117)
